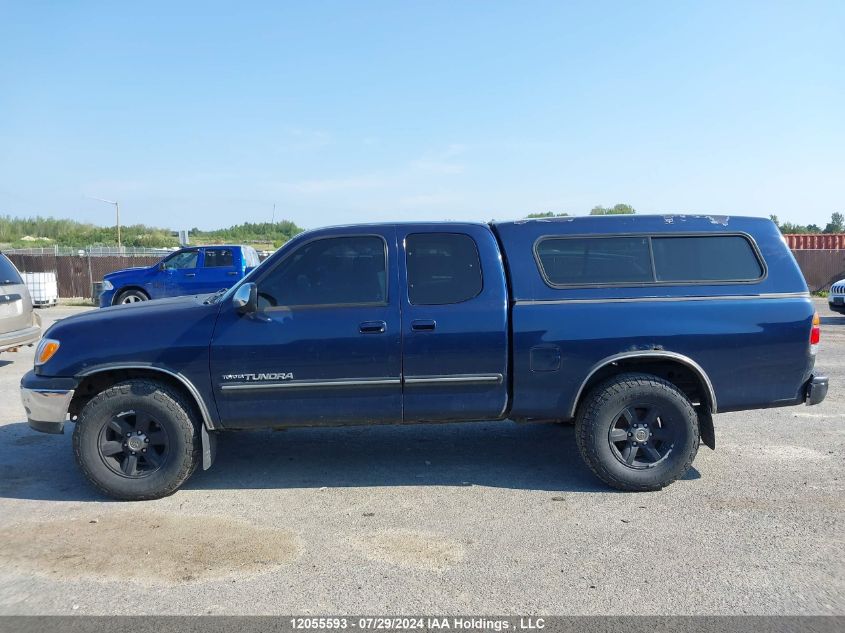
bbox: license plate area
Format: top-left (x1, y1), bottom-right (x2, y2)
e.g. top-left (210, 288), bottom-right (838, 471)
top-left (0, 301), bottom-right (21, 317)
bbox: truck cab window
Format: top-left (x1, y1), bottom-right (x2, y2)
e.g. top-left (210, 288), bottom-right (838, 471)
top-left (204, 248), bottom-right (234, 268)
top-left (162, 250), bottom-right (198, 270)
top-left (406, 233), bottom-right (482, 305)
top-left (259, 236), bottom-right (387, 307)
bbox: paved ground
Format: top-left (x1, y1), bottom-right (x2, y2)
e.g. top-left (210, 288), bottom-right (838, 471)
top-left (0, 301), bottom-right (842, 615)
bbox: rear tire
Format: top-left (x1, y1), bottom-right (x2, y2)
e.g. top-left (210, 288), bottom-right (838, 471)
top-left (72, 380), bottom-right (200, 500)
top-left (575, 373), bottom-right (699, 491)
top-left (115, 289), bottom-right (149, 304)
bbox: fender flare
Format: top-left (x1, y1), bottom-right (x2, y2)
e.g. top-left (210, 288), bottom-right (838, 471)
top-left (569, 350), bottom-right (718, 419)
top-left (76, 363), bottom-right (218, 468)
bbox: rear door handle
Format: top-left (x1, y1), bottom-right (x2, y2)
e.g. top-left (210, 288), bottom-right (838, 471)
top-left (227, 271), bottom-right (239, 276)
top-left (184, 273), bottom-right (196, 277)
top-left (359, 320), bottom-right (386, 334)
top-left (411, 319), bottom-right (436, 332)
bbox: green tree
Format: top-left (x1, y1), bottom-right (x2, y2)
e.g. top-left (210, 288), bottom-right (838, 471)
top-left (767, 215), bottom-right (822, 235)
top-left (779, 222), bottom-right (810, 234)
top-left (823, 212), bottom-right (844, 234)
top-left (0, 215), bottom-right (304, 249)
top-left (589, 203), bottom-right (636, 215)
top-left (525, 212), bottom-right (569, 218)
top-left (196, 220), bottom-right (302, 248)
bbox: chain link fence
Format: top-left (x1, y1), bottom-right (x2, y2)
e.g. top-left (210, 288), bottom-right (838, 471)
top-left (4, 246), bottom-right (175, 257)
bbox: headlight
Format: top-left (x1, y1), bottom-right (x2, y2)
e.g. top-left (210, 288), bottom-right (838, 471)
top-left (35, 338), bottom-right (60, 366)
top-left (101, 280), bottom-right (114, 291)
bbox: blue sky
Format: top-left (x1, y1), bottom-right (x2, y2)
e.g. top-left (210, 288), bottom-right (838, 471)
top-left (1, 1), bottom-right (842, 230)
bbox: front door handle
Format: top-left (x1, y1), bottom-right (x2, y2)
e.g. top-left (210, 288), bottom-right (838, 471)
top-left (411, 319), bottom-right (436, 332)
top-left (227, 271), bottom-right (239, 276)
top-left (359, 320), bottom-right (386, 334)
top-left (184, 273), bottom-right (196, 277)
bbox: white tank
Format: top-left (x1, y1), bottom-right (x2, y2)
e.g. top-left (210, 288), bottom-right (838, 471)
top-left (22, 272), bottom-right (58, 307)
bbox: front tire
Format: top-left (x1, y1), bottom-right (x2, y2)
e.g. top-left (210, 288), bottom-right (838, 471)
top-left (73, 380), bottom-right (200, 500)
top-left (115, 289), bottom-right (149, 304)
top-left (575, 373), bottom-right (699, 491)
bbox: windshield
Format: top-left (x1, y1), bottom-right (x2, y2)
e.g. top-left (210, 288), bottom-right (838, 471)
top-left (0, 254), bottom-right (23, 285)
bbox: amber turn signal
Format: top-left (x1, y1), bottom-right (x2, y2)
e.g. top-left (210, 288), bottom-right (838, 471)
top-left (35, 339), bottom-right (60, 366)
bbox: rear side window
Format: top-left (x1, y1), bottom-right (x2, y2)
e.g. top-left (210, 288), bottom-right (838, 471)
top-left (535, 233), bottom-right (765, 287)
top-left (652, 236), bottom-right (763, 282)
top-left (406, 233), bottom-right (483, 305)
top-left (204, 248), bottom-right (234, 268)
top-left (0, 255), bottom-right (23, 285)
top-left (535, 237), bottom-right (652, 286)
top-left (244, 247), bottom-right (260, 267)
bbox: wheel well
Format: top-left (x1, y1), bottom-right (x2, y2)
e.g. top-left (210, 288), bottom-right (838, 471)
top-left (69, 368), bottom-right (206, 427)
top-left (113, 286), bottom-right (150, 303)
top-left (573, 356), bottom-right (714, 418)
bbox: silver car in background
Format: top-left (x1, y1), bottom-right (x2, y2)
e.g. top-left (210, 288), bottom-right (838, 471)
top-left (0, 252), bottom-right (41, 354)
top-left (828, 279), bottom-right (845, 315)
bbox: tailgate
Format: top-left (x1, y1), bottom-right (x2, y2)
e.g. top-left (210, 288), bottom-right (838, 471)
top-left (0, 283), bottom-right (33, 335)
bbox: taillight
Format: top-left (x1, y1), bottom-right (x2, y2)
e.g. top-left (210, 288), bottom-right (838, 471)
top-left (810, 311), bottom-right (820, 354)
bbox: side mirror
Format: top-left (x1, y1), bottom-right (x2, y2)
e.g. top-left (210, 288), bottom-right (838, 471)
top-left (233, 283), bottom-right (258, 315)
top-left (158, 263), bottom-right (166, 271)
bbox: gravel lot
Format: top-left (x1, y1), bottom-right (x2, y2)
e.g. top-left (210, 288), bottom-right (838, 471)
top-left (0, 301), bottom-right (842, 615)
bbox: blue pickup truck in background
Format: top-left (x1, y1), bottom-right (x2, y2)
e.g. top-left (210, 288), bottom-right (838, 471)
top-left (22, 215), bottom-right (827, 500)
top-left (99, 244), bottom-right (261, 306)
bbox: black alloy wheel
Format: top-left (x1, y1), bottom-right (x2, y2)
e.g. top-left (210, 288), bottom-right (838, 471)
top-left (607, 404), bottom-right (680, 469)
top-left (98, 409), bottom-right (170, 478)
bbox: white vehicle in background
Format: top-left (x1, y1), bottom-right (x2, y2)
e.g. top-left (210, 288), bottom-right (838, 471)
top-left (0, 252), bottom-right (41, 354)
top-left (828, 280), bottom-right (845, 314)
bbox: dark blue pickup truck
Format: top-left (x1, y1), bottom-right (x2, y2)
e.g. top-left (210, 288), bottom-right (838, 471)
top-left (99, 244), bottom-right (261, 306)
top-left (21, 215), bottom-right (827, 500)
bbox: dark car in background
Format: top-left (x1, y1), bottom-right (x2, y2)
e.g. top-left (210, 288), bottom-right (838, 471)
top-left (99, 244), bottom-right (260, 306)
top-left (0, 252), bottom-right (41, 354)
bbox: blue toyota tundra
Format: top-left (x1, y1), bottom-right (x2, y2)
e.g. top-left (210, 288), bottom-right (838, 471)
top-left (99, 244), bottom-right (261, 306)
top-left (21, 215), bottom-right (827, 500)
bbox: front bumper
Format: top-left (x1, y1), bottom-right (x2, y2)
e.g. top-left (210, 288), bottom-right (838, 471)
top-left (0, 324), bottom-right (41, 353)
top-left (805, 375), bottom-right (829, 406)
top-left (20, 371), bottom-right (78, 434)
top-left (99, 287), bottom-right (116, 308)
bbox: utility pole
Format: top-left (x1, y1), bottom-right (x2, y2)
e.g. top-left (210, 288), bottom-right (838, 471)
top-left (88, 196), bottom-right (122, 250)
top-left (115, 200), bottom-right (121, 249)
